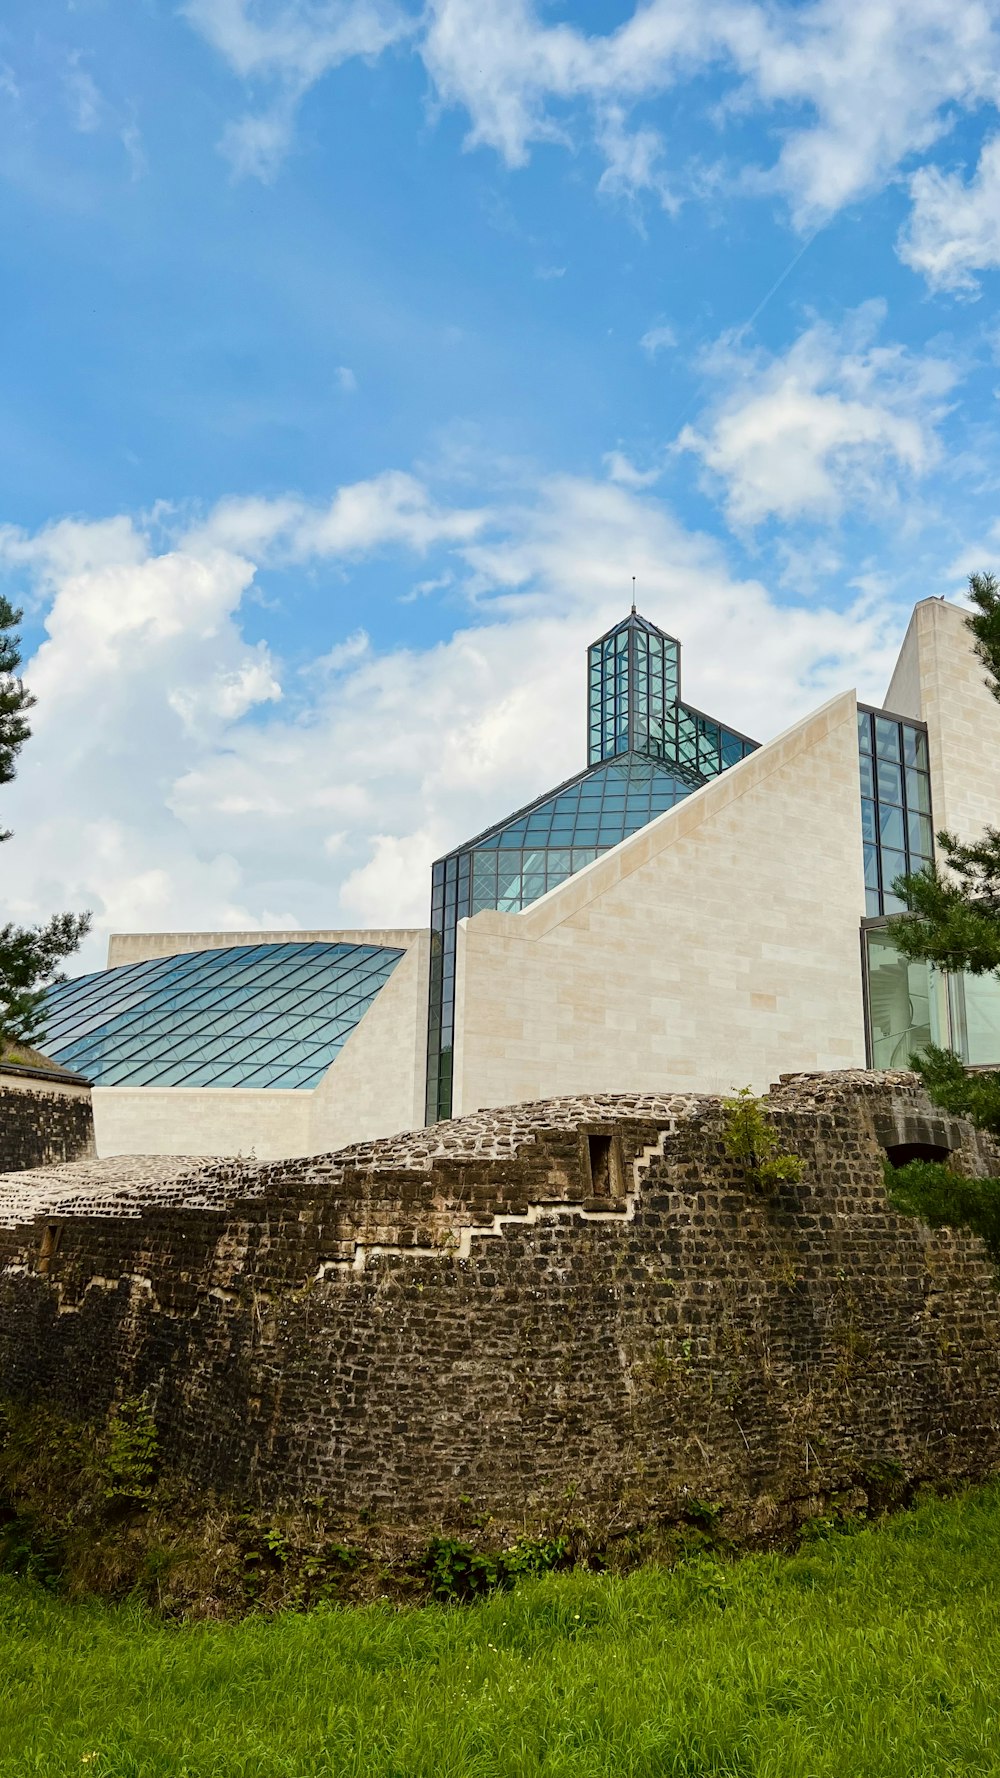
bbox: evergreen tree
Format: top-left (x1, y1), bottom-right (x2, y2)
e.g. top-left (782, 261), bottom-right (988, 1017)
top-left (0, 595), bottom-right (35, 835)
top-left (0, 597), bottom-right (90, 1054)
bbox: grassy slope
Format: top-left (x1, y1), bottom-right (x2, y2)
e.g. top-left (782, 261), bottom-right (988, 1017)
top-left (2, 1485), bottom-right (1000, 1778)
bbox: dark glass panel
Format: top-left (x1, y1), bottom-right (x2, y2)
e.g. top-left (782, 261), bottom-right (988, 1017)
top-left (857, 711), bottom-right (872, 752)
top-left (875, 717), bottom-right (901, 761)
top-left (881, 849), bottom-right (907, 895)
top-left (907, 810), bottom-right (933, 858)
top-left (902, 725), bottom-right (928, 769)
top-left (875, 758), bottom-right (903, 806)
top-left (878, 804), bottom-right (905, 850)
top-left (906, 768), bottom-right (931, 814)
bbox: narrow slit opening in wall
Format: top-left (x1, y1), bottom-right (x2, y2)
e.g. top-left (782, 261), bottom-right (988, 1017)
top-left (884, 1141), bottom-right (954, 1167)
top-left (37, 1222), bottom-right (62, 1274)
top-left (587, 1133), bottom-right (617, 1198)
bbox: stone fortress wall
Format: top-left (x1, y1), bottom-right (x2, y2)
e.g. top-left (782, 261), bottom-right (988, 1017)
top-left (1, 1072), bottom-right (999, 1541)
top-left (0, 1060), bottom-right (95, 1175)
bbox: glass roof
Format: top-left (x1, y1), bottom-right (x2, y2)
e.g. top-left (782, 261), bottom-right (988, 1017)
top-left (462, 752), bottom-right (704, 854)
top-left (39, 941), bottom-right (404, 1090)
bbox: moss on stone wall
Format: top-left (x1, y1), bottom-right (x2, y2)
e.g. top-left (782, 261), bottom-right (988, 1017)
top-left (0, 1074), bottom-right (998, 1594)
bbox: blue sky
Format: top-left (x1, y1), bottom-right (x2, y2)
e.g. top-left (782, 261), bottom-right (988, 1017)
top-left (3, 0), bottom-right (1000, 959)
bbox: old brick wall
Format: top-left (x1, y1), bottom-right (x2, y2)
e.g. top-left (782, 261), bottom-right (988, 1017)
top-left (1, 1074), bottom-right (999, 1540)
top-left (0, 1067), bottom-right (95, 1174)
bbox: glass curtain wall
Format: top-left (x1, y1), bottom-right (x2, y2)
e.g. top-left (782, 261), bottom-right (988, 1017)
top-left (588, 616), bottom-right (679, 763)
top-left (948, 970), bottom-right (1000, 1066)
top-left (864, 925), bottom-right (1000, 1070)
top-left (858, 706), bottom-right (933, 916)
top-left (864, 925), bottom-right (949, 1069)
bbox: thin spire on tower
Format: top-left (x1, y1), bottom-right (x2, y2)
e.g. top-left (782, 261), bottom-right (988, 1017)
top-left (631, 575), bottom-right (636, 616)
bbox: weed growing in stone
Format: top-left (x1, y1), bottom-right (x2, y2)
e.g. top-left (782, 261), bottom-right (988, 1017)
top-left (722, 1088), bottom-right (803, 1191)
top-left (102, 1394), bottom-right (158, 1505)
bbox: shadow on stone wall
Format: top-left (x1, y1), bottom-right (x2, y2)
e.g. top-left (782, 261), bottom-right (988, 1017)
top-left (0, 1071), bottom-right (998, 1591)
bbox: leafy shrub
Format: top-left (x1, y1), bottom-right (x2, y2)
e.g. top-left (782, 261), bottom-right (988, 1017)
top-left (722, 1089), bottom-right (803, 1192)
top-left (910, 1044), bottom-right (1000, 1139)
top-left (884, 1157), bottom-right (1000, 1268)
top-left (421, 1534), bottom-right (569, 1603)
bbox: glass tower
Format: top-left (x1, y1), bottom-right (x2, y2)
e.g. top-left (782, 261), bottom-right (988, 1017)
top-left (426, 611), bottom-right (759, 1123)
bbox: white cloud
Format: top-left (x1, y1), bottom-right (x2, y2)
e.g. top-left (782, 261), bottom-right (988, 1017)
top-left (595, 103), bottom-right (677, 213)
top-left (335, 364), bottom-right (358, 392)
top-left (184, 0), bottom-right (1000, 218)
top-left (602, 450), bottom-right (660, 489)
top-left (1, 466), bottom-right (924, 968)
top-left (421, 0), bottom-right (1000, 226)
top-left (899, 135), bottom-right (1000, 294)
top-left (219, 99), bottom-right (299, 182)
top-left (640, 323), bottom-right (677, 356)
top-left (733, 0), bottom-right (1000, 229)
top-left (677, 302), bottom-right (957, 525)
top-left (181, 0), bottom-right (416, 178)
top-left (181, 0), bottom-right (412, 81)
top-left (120, 118), bottom-right (148, 182)
top-left (65, 54), bottom-right (103, 134)
top-left (186, 469), bottom-right (485, 560)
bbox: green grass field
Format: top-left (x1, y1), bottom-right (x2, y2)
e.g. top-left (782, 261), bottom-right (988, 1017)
top-left (2, 1485), bottom-right (1000, 1778)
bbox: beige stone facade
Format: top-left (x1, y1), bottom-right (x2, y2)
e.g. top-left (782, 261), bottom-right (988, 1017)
top-left (452, 690), bottom-right (868, 1111)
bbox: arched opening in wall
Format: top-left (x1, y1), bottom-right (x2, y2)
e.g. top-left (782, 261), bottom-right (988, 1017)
top-left (884, 1141), bottom-right (953, 1167)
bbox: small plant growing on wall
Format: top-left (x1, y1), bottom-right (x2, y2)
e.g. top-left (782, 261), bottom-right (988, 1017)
top-left (102, 1393), bottom-right (159, 1505)
top-left (722, 1088), bottom-right (803, 1192)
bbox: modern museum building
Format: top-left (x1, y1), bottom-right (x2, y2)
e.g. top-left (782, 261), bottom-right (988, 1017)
top-left (40, 595), bottom-right (1000, 1159)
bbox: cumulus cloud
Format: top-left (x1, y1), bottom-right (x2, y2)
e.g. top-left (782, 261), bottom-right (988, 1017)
top-left (185, 469), bottom-right (486, 560)
top-left (899, 135), bottom-right (1000, 294)
top-left (733, 0), bottom-right (1000, 229)
top-left (1, 466), bottom-right (921, 969)
top-left (677, 302), bottom-right (957, 526)
top-left (184, 0), bottom-right (1000, 219)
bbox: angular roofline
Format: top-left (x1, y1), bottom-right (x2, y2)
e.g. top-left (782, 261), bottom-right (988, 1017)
top-left (435, 748), bottom-right (706, 863)
top-left (676, 696), bottom-right (760, 752)
top-left (480, 688), bottom-right (858, 939)
top-left (107, 928), bottom-right (424, 969)
top-left (587, 608), bottom-right (681, 651)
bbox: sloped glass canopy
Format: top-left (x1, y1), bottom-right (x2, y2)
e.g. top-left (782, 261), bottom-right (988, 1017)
top-left (40, 941), bottom-right (404, 1090)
